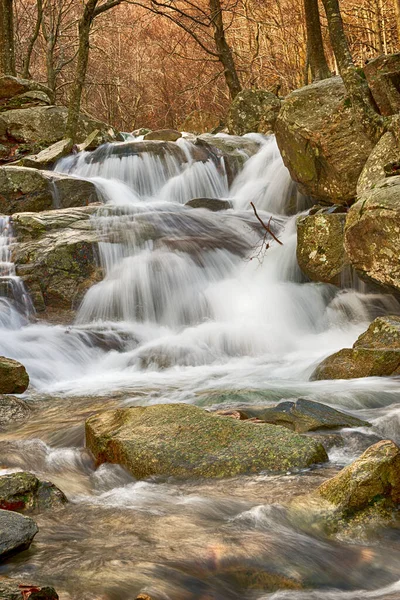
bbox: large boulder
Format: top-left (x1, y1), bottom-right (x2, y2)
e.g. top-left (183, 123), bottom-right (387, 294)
top-left (0, 472), bottom-right (67, 512)
top-left (357, 132), bottom-right (399, 194)
top-left (311, 316), bottom-right (400, 380)
top-left (15, 138), bottom-right (73, 169)
top-left (226, 89), bottom-right (281, 136)
top-left (275, 77), bottom-right (374, 205)
top-left (0, 166), bottom-right (98, 213)
top-left (0, 76), bottom-right (53, 104)
top-left (296, 212), bottom-right (348, 284)
top-left (0, 90), bottom-right (52, 113)
top-left (85, 403), bottom-right (328, 480)
top-left (12, 206), bottom-right (102, 311)
top-left (364, 53), bottom-right (400, 116)
top-left (345, 176), bottom-right (400, 294)
top-left (0, 508), bottom-right (38, 559)
top-left (0, 357), bottom-right (29, 393)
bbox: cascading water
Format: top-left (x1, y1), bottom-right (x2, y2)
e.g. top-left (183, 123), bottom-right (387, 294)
top-left (1, 134), bottom-right (400, 600)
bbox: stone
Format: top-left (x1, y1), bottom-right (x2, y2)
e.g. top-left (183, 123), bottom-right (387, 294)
top-left (296, 212), bottom-right (348, 284)
top-left (0, 166), bottom-right (98, 214)
top-left (275, 77), bottom-right (374, 205)
top-left (144, 129), bottom-right (182, 142)
top-left (181, 110), bottom-right (220, 134)
top-left (131, 128), bottom-right (151, 137)
top-left (311, 316), bottom-right (400, 380)
top-left (16, 139), bottom-right (73, 169)
top-left (12, 206), bottom-right (102, 311)
top-left (85, 403), bottom-right (328, 480)
top-left (226, 89), bottom-right (281, 135)
top-left (0, 472), bottom-right (67, 512)
top-left (185, 197), bottom-right (231, 211)
top-left (344, 176), bottom-right (400, 294)
top-left (0, 76), bottom-right (53, 103)
top-left (247, 399), bottom-right (369, 433)
top-left (0, 395), bottom-right (31, 429)
top-left (0, 90), bottom-right (52, 112)
top-left (364, 53), bottom-right (400, 116)
top-left (357, 132), bottom-right (400, 194)
top-left (0, 508), bottom-right (38, 559)
top-left (0, 357), bottom-right (29, 394)
top-left (0, 582), bottom-right (58, 600)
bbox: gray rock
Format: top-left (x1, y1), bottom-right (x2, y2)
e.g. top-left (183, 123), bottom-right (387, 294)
top-left (227, 88), bottom-right (281, 135)
top-left (0, 395), bottom-right (31, 429)
top-left (16, 139), bottom-right (73, 169)
top-left (357, 132), bottom-right (400, 194)
top-left (0, 76), bottom-right (53, 102)
top-left (185, 197), bottom-right (231, 211)
top-left (0, 472), bottom-right (67, 512)
top-left (364, 53), bottom-right (400, 116)
top-left (0, 582), bottom-right (58, 600)
top-left (0, 508), bottom-right (38, 559)
top-left (144, 129), bottom-right (182, 142)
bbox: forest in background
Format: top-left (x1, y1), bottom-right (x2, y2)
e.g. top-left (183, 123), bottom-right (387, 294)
top-left (4, 0), bottom-right (400, 132)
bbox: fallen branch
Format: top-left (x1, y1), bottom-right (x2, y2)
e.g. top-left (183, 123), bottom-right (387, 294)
top-left (250, 202), bottom-right (283, 246)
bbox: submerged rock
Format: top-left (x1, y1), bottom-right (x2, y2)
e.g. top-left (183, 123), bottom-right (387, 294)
top-left (0, 357), bottom-right (29, 393)
top-left (345, 176), bottom-right (400, 294)
top-left (296, 212), bottom-right (348, 284)
top-left (275, 77), bottom-right (374, 205)
top-left (85, 403), bottom-right (328, 480)
top-left (0, 472), bottom-right (67, 512)
top-left (185, 198), bottom-right (231, 211)
top-left (0, 508), bottom-right (38, 559)
top-left (226, 89), bottom-right (281, 135)
top-left (0, 582), bottom-right (58, 600)
top-left (0, 166), bottom-right (98, 214)
top-left (247, 399), bottom-right (369, 433)
top-left (0, 395), bottom-right (31, 429)
top-left (311, 316), bottom-right (400, 380)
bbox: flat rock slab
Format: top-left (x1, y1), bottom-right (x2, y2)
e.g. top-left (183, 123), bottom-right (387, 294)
top-left (85, 403), bottom-right (328, 480)
top-left (0, 508), bottom-right (38, 559)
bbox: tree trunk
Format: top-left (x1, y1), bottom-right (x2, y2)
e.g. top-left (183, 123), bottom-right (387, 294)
top-left (66, 0), bottom-right (98, 141)
top-left (209, 0), bottom-right (241, 99)
top-left (0, 0), bottom-right (16, 76)
top-left (321, 0), bottom-right (385, 143)
top-left (394, 0), bottom-right (400, 46)
top-left (22, 0), bottom-right (43, 79)
top-left (304, 0), bottom-right (331, 81)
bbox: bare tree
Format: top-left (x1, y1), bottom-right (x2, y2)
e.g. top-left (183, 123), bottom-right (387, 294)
top-left (0, 0), bottom-right (16, 75)
top-left (21, 0), bottom-right (43, 78)
top-left (304, 0), bottom-right (330, 81)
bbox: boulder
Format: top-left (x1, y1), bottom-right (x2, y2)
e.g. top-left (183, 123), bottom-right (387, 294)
top-left (311, 316), bottom-right (400, 380)
top-left (357, 132), bottom-right (400, 194)
top-left (16, 139), bottom-right (73, 169)
top-left (0, 395), bottom-right (31, 429)
top-left (226, 89), bottom-right (281, 135)
top-left (181, 110), bottom-right (221, 134)
top-left (144, 129), bottom-right (182, 142)
top-left (296, 212), bottom-right (348, 284)
top-left (185, 197), bottom-right (231, 211)
top-left (246, 399), bottom-right (369, 433)
top-left (12, 206), bottom-right (102, 311)
top-left (275, 77), bottom-right (374, 204)
top-left (0, 472), bottom-right (67, 512)
top-left (0, 76), bottom-right (53, 103)
top-left (0, 166), bottom-right (98, 214)
top-left (0, 90), bottom-right (52, 113)
top-left (345, 176), bottom-right (400, 294)
top-left (364, 53), bottom-right (400, 116)
top-left (85, 403), bottom-right (328, 480)
top-left (0, 357), bottom-right (29, 393)
top-left (0, 508), bottom-right (38, 559)
top-left (0, 582), bottom-right (58, 600)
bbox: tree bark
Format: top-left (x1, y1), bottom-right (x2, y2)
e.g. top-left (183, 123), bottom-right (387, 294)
top-left (304, 0), bottom-right (331, 82)
top-left (0, 0), bottom-right (16, 76)
top-left (321, 0), bottom-right (385, 143)
top-left (209, 0), bottom-right (241, 99)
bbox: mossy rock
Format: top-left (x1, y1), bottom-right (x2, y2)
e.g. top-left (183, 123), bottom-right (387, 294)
top-left (226, 89), bottom-right (281, 135)
top-left (0, 583), bottom-right (58, 600)
top-left (0, 471), bottom-right (67, 512)
top-left (85, 403), bottom-right (328, 480)
top-left (0, 356), bottom-right (29, 393)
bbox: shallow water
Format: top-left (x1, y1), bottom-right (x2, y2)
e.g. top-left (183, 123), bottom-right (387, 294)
top-left (0, 134), bottom-right (400, 599)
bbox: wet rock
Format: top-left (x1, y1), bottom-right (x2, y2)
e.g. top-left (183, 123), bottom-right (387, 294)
top-left (357, 132), bottom-right (399, 194)
top-left (0, 508), bottom-right (38, 559)
top-left (0, 76), bottom-right (53, 103)
top-left (311, 316), bottom-right (400, 380)
top-left (0, 166), bottom-right (98, 214)
top-left (185, 198), bottom-right (231, 211)
top-left (345, 176), bottom-right (400, 294)
top-left (247, 399), bottom-right (369, 433)
top-left (85, 403), bottom-right (328, 480)
top-left (181, 110), bottom-right (220, 134)
top-left (144, 129), bottom-right (182, 142)
top-left (226, 89), bottom-right (281, 135)
top-left (275, 77), bottom-right (374, 204)
top-left (296, 212), bottom-right (348, 284)
top-left (0, 472), bottom-right (67, 512)
top-left (0, 582), bottom-right (58, 600)
top-left (0, 357), bottom-right (29, 394)
top-left (15, 139), bottom-right (73, 169)
top-left (131, 127), bottom-right (151, 137)
top-left (12, 206), bottom-right (102, 311)
top-left (0, 395), bottom-right (30, 429)
top-left (364, 53), bottom-right (400, 116)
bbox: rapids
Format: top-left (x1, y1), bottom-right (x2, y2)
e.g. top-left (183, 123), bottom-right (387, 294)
top-left (0, 134), bottom-right (400, 599)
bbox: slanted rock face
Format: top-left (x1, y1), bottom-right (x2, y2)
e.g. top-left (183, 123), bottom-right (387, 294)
top-left (85, 403), bottom-right (328, 480)
top-left (311, 315), bottom-right (400, 380)
top-left (364, 53), bottom-right (400, 116)
top-left (296, 212), bottom-right (348, 284)
top-left (357, 132), bottom-right (399, 194)
top-left (345, 176), bottom-right (400, 294)
top-left (275, 77), bottom-right (374, 205)
top-left (0, 357), bottom-right (29, 393)
top-left (0, 472), bottom-right (67, 512)
top-left (0, 166), bottom-right (98, 214)
top-left (0, 508), bottom-right (38, 559)
top-left (226, 89), bottom-right (281, 135)
top-left (12, 206), bottom-right (102, 311)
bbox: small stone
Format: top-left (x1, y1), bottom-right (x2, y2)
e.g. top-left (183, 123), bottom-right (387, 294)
top-left (0, 508), bottom-right (38, 559)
